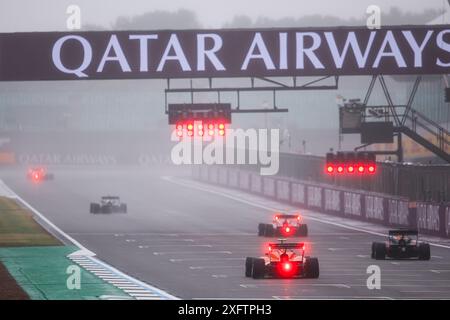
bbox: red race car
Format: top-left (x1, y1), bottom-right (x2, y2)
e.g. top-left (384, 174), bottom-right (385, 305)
top-left (27, 167), bottom-right (54, 182)
top-left (245, 240), bottom-right (319, 279)
top-left (258, 214), bottom-right (308, 237)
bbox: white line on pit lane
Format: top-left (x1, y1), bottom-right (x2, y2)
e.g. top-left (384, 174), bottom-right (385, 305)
top-left (154, 250), bottom-right (232, 255)
top-left (189, 266), bottom-right (241, 270)
top-left (430, 269), bottom-right (450, 273)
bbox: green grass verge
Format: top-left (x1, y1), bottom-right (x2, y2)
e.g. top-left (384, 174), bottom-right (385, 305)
top-left (0, 196), bottom-right (61, 247)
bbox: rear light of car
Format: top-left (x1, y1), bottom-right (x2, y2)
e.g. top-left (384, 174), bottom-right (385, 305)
top-left (283, 262), bottom-right (292, 272)
top-left (277, 260), bottom-right (296, 277)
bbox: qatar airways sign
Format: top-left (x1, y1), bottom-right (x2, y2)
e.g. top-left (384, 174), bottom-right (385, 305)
top-left (0, 25), bottom-right (449, 81)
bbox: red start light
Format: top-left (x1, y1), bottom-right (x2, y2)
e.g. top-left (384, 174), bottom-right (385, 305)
top-left (347, 165), bottom-right (355, 173)
top-left (218, 123), bottom-right (225, 130)
top-left (326, 165), bottom-right (334, 174)
top-left (337, 165), bottom-right (344, 173)
top-left (187, 124), bottom-right (193, 131)
top-left (368, 165), bottom-right (376, 174)
top-left (358, 165), bottom-right (365, 173)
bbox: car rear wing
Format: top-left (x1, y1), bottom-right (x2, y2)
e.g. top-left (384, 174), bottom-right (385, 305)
top-left (274, 214), bottom-right (300, 220)
top-left (388, 230), bottom-right (418, 236)
top-left (268, 243), bottom-right (304, 250)
top-left (102, 196), bottom-right (120, 200)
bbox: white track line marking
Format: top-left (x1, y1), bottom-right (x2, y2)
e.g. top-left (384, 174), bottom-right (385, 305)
top-left (170, 257), bottom-right (244, 262)
top-left (153, 250), bottom-right (232, 255)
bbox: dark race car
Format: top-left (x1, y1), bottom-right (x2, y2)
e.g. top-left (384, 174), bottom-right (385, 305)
top-left (245, 239), bottom-right (319, 279)
top-left (258, 214), bottom-right (308, 237)
top-left (90, 196), bottom-right (127, 214)
top-left (371, 230), bottom-right (430, 260)
top-left (27, 167), bottom-right (54, 182)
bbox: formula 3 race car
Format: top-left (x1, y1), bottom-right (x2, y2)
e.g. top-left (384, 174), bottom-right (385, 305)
top-left (371, 230), bottom-right (430, 260)
top-left (245, 240), bottom-right (319, 279)
top-left (258, 214), bottom-right (308, 237)
top-left (27, 167), bottom-right (54, 182)
top-left (90, 196), bottom-right (127, 214)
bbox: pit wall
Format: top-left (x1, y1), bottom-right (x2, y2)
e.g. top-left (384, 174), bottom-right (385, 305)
top-left (192, 165), bottom-right (450, 239)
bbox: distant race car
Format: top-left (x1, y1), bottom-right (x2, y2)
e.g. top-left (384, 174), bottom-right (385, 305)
top-left (258, 214), bottom-right (308, 237)
top-left (90, 196), bottom-right (127, 214)
top-left (371, 230), bottom-right (430, 260)
top-left (245, 239), bottom-right (319, 279)
top-left (27, 167), bottom-right (54, 182)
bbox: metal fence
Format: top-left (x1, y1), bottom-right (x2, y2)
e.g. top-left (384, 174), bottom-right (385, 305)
top-left (247, 153), bottom-right (450, 202)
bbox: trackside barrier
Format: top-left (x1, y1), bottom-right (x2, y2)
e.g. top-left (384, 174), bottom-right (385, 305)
top-left (445, 204), bottom-right (450, 238)
top-left (191, 166), bottom-right (450, 239)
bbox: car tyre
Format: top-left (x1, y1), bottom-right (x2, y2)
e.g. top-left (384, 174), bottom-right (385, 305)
top-left (374, 242), bottom-right (386, 260)
top-left (252, 258), bottom-right (265, 279)
top-left (304, 257), bottom-right (320, 278)
top-left (418, 243), bottom-right (431, 260)
top-left (258, 224), bottom-right (265, 237)
top-left (297, 224), bottom-right (308, 237)
top-left (265, 224), bottom-right (275, 237)
top-left (245, 257), bottom-right (254, 277)
top-left (90, 203), bottom-right (100, 214)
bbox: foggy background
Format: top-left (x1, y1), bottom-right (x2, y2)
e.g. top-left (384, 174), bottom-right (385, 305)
top-left (0, 1), bottom-right (449, 158)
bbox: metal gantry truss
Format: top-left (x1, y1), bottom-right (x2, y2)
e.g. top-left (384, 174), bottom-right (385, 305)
top-left (164, 75), bottom-right (339, 115)
top-left (358, 75), bottom-right (450, 163)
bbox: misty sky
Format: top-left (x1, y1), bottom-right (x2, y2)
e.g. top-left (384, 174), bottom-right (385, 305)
top-left (0, 0), bottom-right (448, 32)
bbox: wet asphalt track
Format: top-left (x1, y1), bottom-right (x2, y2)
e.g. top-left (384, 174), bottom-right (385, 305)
top-left (2, 166), bottom-right (450, 300)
